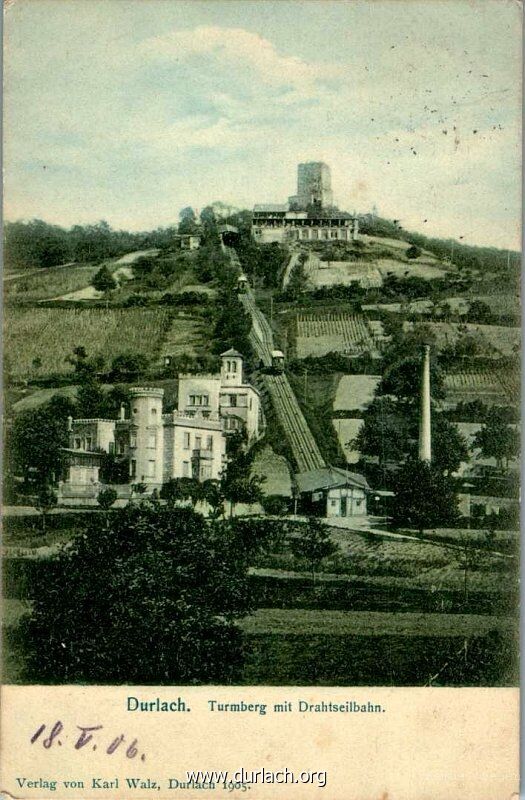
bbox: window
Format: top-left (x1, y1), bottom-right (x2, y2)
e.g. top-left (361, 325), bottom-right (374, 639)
top-left (195, 436), bottom-right (202, 450)
top-left (109, 442), bottom-right (115, 454)
top-left (130, 459), bottom-right (137, 478)
top-left (206, 436), bottom-right (213, 451)
top-left (182, 461), bottom-right (190, 477)
top-left (130, 433), bottom-right (137, 448)
top-left (151, 408), bottom-right (157, 417)
top-left (249, 398), bottom-right (253, 410)
top-left (330, 499), bottom-right (337, 507)
top-left (189, 395), bottom-right (196, 406)
top-left (148, 433), bottom-right (156, 449)
top-left (231, 360), bottom-right (237, 373)
top-left (201, 465), bottom-right (212, 479)
top-left (201, 395), bottom-right (209, 406)
top-left (147, 460), bottom-right (156, 478)
top-left (230, 395), bottom-right (237, 407)
top-left (183, 432), bottom-right (190, 449)
top-left (74, 437), bottom-right (82, 450)
top-left (133, 407), bottom-right (138, 415)
top-left (85, 436), bottom-right (92, 451)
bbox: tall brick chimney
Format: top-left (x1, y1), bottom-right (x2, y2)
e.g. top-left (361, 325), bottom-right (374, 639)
top-left (418, 345), bottom-right (431, 462)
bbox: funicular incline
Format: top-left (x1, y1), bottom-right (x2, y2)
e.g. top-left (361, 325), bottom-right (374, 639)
top-left (227, 248), bottom-right (325, 473)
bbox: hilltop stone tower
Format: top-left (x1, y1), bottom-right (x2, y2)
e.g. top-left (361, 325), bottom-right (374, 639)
top-left (128, 387), bottom-right (164, 484)
top-left (418, 345), bottom-right (432, 462)
top-left (289, 162), bottom-right (333, 210)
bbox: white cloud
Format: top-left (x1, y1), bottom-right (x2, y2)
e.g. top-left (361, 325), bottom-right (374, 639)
top-left (141, 25), bottom-right (344, 93)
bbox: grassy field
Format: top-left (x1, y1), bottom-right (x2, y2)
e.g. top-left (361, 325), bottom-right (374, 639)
top-left (4, 264), bottom-right (101, 302)
top-left (333, 374), bottom-right (380, 412)
top-left (404, 321), bottom-right (520, 357)
top-left (4, 307), bottom-right (173, 377)
top-left (241, 629), bottom-right (516, 685)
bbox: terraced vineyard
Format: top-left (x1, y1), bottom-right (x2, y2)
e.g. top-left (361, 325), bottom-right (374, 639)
top-left (4, 307), bottom-right (173, 377)
top-left (444, 367), bottom-right (520, 405)
top-left (295, 313), bottom-right (379, 358)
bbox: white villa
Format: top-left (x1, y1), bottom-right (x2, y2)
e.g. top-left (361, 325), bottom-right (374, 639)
top-left (62, 350), bottom-right (263, 496)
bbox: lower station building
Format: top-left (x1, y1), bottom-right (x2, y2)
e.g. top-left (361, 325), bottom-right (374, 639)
top-left (62, 350), bottom-right (263, 495)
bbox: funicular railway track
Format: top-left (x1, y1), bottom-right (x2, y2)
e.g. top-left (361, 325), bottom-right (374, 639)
top-left (227, 247), bottom-right (325, 473)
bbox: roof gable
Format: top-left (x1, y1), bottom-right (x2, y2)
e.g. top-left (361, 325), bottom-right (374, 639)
top-left (295, 466), bottom-right (369, 494)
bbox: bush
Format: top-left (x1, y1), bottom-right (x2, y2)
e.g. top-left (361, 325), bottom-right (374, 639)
top-left (261, 495), bottom-right (290, 516)
top-left (19, 506), bottom-right (252, 683)
top-left (406, 245), bottom-right (422, 259)
top-left (92, 265), bottom-right (117, 292)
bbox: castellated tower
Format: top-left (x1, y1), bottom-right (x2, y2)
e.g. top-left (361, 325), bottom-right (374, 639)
top-left (128, 387), bottom-right (164, 484)
top-left (221, 349), bottom-right (244, 386)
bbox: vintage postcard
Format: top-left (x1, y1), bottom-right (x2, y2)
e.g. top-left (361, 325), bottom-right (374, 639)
top-left (1, 0), bottom-right (520, 797)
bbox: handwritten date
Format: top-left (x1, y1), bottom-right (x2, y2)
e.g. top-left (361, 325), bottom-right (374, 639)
top-left (31, 722), bottom-right (146, 761)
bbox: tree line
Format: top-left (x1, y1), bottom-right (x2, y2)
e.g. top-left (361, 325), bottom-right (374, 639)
top-left (4, 219), bottom-right (176, 271)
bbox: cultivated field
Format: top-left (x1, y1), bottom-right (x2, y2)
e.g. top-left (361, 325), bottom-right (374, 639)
top-left (295, 313), bottom-right (379, 358)
top-left (444, 368), bottom-right (519, 406)
top-left (159, 315), bottom-right (210, 359)
top-left (4, 307), bottom-right (173, 377)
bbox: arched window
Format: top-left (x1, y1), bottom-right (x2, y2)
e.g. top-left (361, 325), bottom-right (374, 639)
top-left (232, 360), bottom-right (237, 372)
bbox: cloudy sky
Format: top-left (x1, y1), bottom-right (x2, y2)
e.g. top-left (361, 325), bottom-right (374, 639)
top-left (4, 0), bottom-right (522, 248)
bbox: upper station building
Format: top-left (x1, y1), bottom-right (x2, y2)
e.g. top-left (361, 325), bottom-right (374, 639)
top-left (62, 350), bottom-right (263, 492)
top-left (252, 162), bottom-right (359, 245)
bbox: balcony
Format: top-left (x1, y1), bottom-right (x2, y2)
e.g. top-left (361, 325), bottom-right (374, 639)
top-left (192, 448), bottom-right (214, 461)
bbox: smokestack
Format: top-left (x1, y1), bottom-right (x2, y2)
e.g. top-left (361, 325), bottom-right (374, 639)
top-left (418, 345), bottom-right (431, 462)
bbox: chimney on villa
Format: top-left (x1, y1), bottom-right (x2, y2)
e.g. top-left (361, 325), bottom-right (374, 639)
top-left (120, 404), bottom-right (126, 421)
top-left (67, 415), bottom-right (73, 432)
top-left (418, 345), bottom-right (431, 462)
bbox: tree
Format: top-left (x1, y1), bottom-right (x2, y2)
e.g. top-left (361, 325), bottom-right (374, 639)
top-left (97, 487), bottom-right (118, 528)
top-left (431, 415), bottom-right (469, 474)
top-left (76, 379), bottom-right (106, 418)
top-left (19, 506), bottom-right (252, 683)
top-left (34, 485), bottom-right (58, 532)
top-left (201, 479), bottom-right (225, 519)
top-left (406, 245), bottom-right (422, 259)
top-left (7, 394), bottom-right (75, 486)
top-left (160, 477), bottom-right (203, 508)
top-left (222, 474), bottom-right (264, 518)
top-left (473, 411), bottom-right (520, 470)
top-left (352, 396), bottom-right (411, 467)
top-left (178, 207), bottom-right (198, 235)
top-left (92, 265), bottom-right (117, 293)
top-left (391, 459), bottom-right (460, 534)
top-left (290, 518), bottom-right (338, 583)
top-left (467, 299), bottom-right (493, 324)
top-left (110, 353), bottom-right (149, 382)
